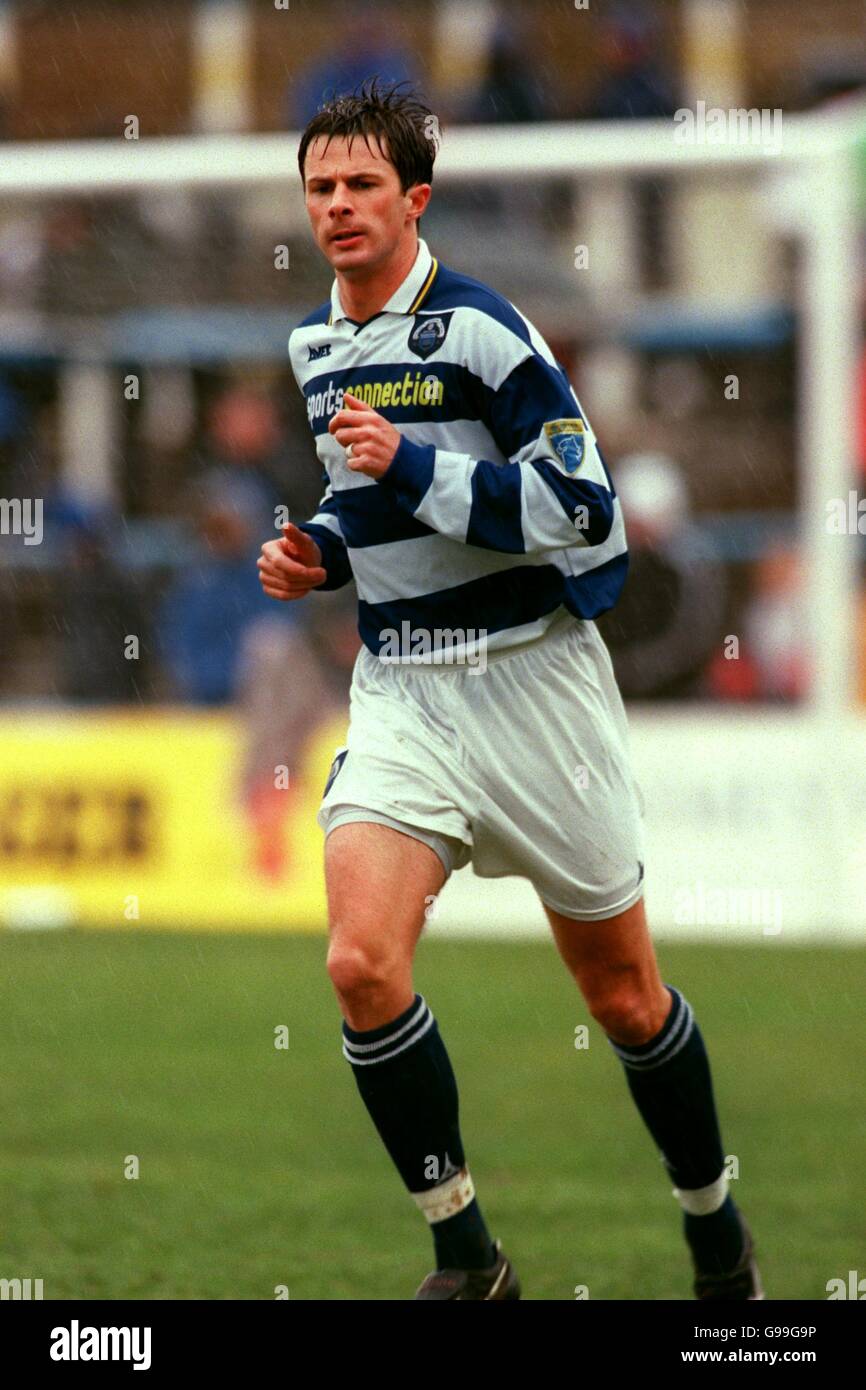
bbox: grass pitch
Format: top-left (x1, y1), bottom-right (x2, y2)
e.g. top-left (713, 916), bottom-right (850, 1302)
top-left (1, 929), bottom-right (862, 1299)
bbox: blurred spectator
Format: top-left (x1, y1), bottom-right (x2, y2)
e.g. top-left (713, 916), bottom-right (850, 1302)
top-left (585, 2), bottom-right (677, 121)
top-left (0, 210), bottom-right (45, 310)
top-left (55, 501), bottom-right (149, 703)
top-left (597, 452), bottom-right (728, 698)
top-left (802, 52), bottom-right (866, 110)
top-left (463, 14), bottom-right (552, 124)
top-left (2, 397), bottom-right (58, 508)
top-left (584, 2), bottom-right (678, 289)
top-left (238, 588), bottom-right (360, 881)
top-left (159, 472), bottom-right (359, 877)
top-left (0, 373), bottom-right (29, 486)
top-left (158, 475), bottom-right (298, 705)
top-left (434, 11), bottom-right (558, 248)
top-left (287, 16), bottom-right (417, 128)
top-left (740, 546), bottom-right (807, 701)
top-left (704, 547), bottom-right (809, 703)
top-left (188, 382), bottom-right (321, 532)
top-left (39, 197), bottom-right (166, 314)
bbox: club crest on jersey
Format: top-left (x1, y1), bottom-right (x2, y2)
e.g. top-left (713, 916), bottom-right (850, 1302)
top-left (408, 311), bottom-right (453, 361)
top-left (544, 418), bottom-right (585, 474)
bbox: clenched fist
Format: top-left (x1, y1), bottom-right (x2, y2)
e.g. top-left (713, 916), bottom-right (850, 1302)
top-left (328, 390), bottom-right (401, 479)
top-left (257, 522), bottom-right (326, 601)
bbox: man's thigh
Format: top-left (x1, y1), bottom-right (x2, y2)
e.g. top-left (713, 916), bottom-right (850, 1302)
top-left (544, 896), bottom-right (670, 1039)
top-left (325, 820), bottom-right (447, 966)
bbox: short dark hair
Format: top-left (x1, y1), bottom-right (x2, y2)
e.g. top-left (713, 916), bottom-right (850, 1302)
top-left (297, 78), bottom-right (438, 193)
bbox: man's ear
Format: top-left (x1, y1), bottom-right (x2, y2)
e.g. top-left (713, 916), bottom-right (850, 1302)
top-left (406, 182), bottom-right (432, 225)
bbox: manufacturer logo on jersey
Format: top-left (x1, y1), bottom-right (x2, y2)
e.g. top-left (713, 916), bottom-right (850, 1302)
top-left (408, 311), bottom-right (453, 361)
top-left (543, 418), bottom-right (585, 474)
top-left (308, 343), bottom-right (331, 361)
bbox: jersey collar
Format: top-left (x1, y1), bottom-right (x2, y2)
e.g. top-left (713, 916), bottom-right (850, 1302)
top-left (328, 237), bottom-right (438, 326)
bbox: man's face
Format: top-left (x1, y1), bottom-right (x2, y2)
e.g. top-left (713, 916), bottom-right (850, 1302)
top-left (303, 133), bottom-right (428, 275)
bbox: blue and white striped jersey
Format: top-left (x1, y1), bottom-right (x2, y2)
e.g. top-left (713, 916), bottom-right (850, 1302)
top-left (289, 236), bottom-right (628, 660)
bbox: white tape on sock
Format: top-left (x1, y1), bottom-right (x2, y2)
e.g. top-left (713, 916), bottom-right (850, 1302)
top-left (672, 1172), bottom-right (729, 1215)
top-left (411, 1168), bottom-right (476, 1225)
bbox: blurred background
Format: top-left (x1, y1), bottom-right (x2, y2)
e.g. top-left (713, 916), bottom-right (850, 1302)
top-left (1, 0), bottom-right (865, 932)
top-left (0, 0), bottom-right (864, 1301)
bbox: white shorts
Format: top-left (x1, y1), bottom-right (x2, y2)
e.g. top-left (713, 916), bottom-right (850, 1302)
top-left (318, 607), bottom-right (646, 921)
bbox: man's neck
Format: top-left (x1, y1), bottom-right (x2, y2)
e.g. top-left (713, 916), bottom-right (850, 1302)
top-left (336, 234), bottom-right (420, 324)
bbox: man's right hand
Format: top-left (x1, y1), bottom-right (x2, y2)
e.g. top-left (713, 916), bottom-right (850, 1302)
top-left (257, 523), bottom-right (327, 600)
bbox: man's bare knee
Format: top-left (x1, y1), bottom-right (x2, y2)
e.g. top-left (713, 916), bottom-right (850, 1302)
top-left (327, 939), bottom-right (394, 999)
top-left (325, 823), bottom-right (444, 933)
top-left (588, 980), bottom-right (671, 1045)
top-left (323, 821), bottom-right (444, 1028)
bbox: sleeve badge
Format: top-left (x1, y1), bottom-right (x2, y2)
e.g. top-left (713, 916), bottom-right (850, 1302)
top-left (543, 418), bottom-right (586, 474)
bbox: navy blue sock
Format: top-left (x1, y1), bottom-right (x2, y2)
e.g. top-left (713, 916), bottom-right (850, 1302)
top-left (342, 994), bottom-right (496, 1271)
top-left (607, 984), bottom-right (745, 1274)
top-left (683, 1193), bottom-right (745, 1275)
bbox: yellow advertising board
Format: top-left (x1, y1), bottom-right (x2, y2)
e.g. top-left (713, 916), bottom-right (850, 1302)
top-left (0, 710), bottom-right (343, 931)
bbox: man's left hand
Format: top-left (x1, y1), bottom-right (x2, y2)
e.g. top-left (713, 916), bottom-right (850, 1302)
top-left (328, 391), bottom-right (401, 479)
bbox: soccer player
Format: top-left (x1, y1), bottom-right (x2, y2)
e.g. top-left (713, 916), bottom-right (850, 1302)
top-left (258, 80), bottom-right (762, 1301)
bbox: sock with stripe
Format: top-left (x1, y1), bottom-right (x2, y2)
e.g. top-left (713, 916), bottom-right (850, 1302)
top-left (607, 984), bottom-right (746, 1275)
top-left (342, 993), bottom-right (497, 1272)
